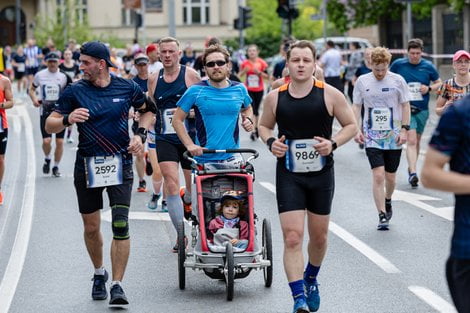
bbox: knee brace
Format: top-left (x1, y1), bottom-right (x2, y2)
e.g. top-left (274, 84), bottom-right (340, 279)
top-left (111, 204), bottom-right (130, 240)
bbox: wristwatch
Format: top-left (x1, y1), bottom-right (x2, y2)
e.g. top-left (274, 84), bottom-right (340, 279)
top-left (62, 114), bottom-right (71, 126)
top-left (136, 127), bottom-right (148, 143)
top-left (401, 125), bottom-right (410, 131)
top-left (331, 139), bottom-right (337, 151)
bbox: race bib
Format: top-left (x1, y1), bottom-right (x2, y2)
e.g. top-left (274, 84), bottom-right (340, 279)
top-left (285, 139), bottom-right (325, 173)
top-left (17, 63), bottom-right (25, 72)
top-left (247, 74), bottom-right (260, 88)
top-left (369, 107), bottom-right (393, 131)
top-left (85, 155), bottom-right (123, 188)
top-left (44, 84), bottom-right (60, 102)
top-left (408, 82), bottom-right (423, 101)
top-left (163, 108), bottom-right (176, 134)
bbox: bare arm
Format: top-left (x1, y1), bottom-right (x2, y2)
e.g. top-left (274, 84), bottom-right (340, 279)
top-left (258, 90), bottom-right (288, 157)
top-left (1, 79), bottom-right (14, 109)
top-left (271, 78), bottom-right (284, 90)
top-left (147, 72), bottom-right (158, 103)
top-left (28, 84), bottom-right (41, 107)
top-left (435, 95), bottom-right (449, 116)
top-left (421, 147), bottom-right (470, 194)
top-left (240, 106), bottom-right (254, 132)
top-left (185, 67), bottom-right (202, 87)
top-left (172, 107), bottom-right (203, 156)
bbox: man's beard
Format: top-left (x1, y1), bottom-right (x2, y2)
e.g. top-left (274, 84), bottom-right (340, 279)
top-left (209, 71), bottom-right (226, 83)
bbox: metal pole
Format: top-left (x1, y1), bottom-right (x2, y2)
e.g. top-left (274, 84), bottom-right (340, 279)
top-left (407, 2), bottom-right (413, 42)
top-left (15, 0), bottom-right (21, 45)
top-left (168, 0), bottom-right (176, 37)
top-left (238, 0), bottom-right (244, 49)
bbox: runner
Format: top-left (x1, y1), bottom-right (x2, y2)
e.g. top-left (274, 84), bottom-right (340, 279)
top-left (390, 38), bottom-right (441, 188)
top-left (258, 40), bottom-right (357, 313)
top-left (435, 50), bottom-right (470, 116)
top-left (173, 44), bottom-right (254, 163)
top-left (353, 47), bottom-right (411, 230)
top-left (318, 40), bottom-right (344, 93)
top-left (0, 74), bottom-right (14, 205)
top-left (421, 94), bottom-right (470, 313)
top-left (238, 44), bottom-right (268, 141)
top-left (129, 43), bottom-right (163, 78)
top-left (24, 39), bottom-right (43, 88)
top-left (29, 52), bottom-right (70, 177)
top-left (45, 41), bottom-right (155, 307)
top-left (11, 46), bottom-right (27, 94)
top-left (147, 37), bottom-right (200, 251)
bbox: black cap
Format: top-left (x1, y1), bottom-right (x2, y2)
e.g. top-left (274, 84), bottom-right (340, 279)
top-left (45, 52), bottom-right (60, 62)
top-left (80, 41), bottom-right (116, 68)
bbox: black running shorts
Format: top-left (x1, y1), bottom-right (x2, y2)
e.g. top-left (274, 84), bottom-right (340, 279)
top-left (248, 90), bottom-right (264, 116)
top-left (40, 111), bottom-right (65, 139)
top-left (276, 162), bottom-right (334, 215)
top-left (365, 148), bottom-right (402, 173)
top-left (73, 165), bottom-right (133, 214)
top-left (0, 129), bottom-right (7, 155)
top-left (446, 257), bottom-right (470, 313)
top-left (155, 139), bottom-right (192, 170)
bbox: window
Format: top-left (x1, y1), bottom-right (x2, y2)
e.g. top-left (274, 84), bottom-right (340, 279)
top-left (183, 0), bottom-right (210, 25)
top-left (74, 0), bottom-right (87, 23)
top-left (122, 0), bottom-right (136, 26)
top-left (145, 0), bottom-right (162, 12)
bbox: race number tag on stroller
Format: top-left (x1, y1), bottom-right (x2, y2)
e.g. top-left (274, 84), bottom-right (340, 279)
top-left (408, 82), bottom-right (423, 101)
top-left (369, 107), bottom-right (393, 131)
top-left (285, 139), bottom-right (325, 173)
top-left (85, 155), bottom-right (123, 188)
top-left (44, 84), bottom-right (60, 102)
top-left (163, 109), bottom-right (176, 134)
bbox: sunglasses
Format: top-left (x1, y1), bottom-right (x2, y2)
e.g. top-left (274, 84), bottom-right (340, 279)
top-left (205, 60), bottom-right (226, 68)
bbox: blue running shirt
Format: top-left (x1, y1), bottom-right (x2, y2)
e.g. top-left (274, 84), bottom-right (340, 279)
top-left (429, 95), bottom-right (470, 259)
top-left (177, 80), bottom-right (252, 162)
top-left (55, 76), bottom-right (145, 169)
top-left (390, 58), bottom-right (439, 111)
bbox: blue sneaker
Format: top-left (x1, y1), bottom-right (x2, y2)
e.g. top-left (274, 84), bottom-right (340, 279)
top-left (109, 284), bottom-right (129, 308)
top-left (91, 270), bottom-right (108, 300)
top-left (147, 193), bottom-right (160, 210)
top-left (293, 297), bottom-right (309, 313)
top-left (305, 280), bottom-right (320, 312)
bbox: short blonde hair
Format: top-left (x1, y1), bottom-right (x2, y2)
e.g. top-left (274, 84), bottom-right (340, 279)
top-left (370, 47), bottom-right (391, 65)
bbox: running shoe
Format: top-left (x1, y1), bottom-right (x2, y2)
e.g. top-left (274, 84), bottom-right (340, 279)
top-left (408, 173), bottom-right (419, 188)
top-left (109, 284), bottom-right (129, 308)
top-left (137, 179), bottom-right (147, 192)
top-left (385, 200), bottom-right (393, 221)
top-left (145, 152), bottom-right (153, 176)
top-left (180, 187), bottom-right (192, 220)
top-left (91, 270), bottom-right (108, 300)
top-left (161, 200), bottom-right (168, 212)
top-left (292, 297), bottom-right (309, 313)
top-left (52, 166), bottom-right (61, 177)
top-left (147, 193), bottom-right (160, 210)
top-left (0, 191), bottom-right (3, 205)
top-left (377, 212), bottom-right (389, 230)
top-left (304, 280), bottom-right (320, 312)
top-left (42, 159), bottom-right (51, 174)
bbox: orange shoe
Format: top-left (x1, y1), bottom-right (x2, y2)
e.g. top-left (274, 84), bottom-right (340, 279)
top-left (180, 187), bottom-right (192, 219)
top-left (0, 191), bottom-right (3, 205)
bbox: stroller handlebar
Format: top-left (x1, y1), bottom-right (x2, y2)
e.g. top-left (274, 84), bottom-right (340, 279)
top-left (183, 148), bottom-right (259, 166)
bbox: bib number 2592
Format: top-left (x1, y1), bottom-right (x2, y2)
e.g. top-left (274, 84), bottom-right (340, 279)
top-left (85, 155), bottom-right (123, 188)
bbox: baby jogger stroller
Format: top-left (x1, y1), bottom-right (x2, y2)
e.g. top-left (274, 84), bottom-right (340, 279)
top-left (177, 149), bottom-right (273, 301)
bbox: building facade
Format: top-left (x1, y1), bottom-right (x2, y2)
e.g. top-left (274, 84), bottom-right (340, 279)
top-left (0, 0), bottom-right (244, 49)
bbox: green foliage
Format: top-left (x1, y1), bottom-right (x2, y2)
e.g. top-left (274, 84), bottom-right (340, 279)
top-left (292, 0), bottom-right (325, 40)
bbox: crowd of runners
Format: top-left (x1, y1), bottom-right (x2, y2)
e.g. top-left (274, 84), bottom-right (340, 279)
top-left (0, 35), bottom-right (469, 313)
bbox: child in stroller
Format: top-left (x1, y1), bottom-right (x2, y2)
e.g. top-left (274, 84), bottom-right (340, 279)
top-left (208, 191), bottom-right (249, 250)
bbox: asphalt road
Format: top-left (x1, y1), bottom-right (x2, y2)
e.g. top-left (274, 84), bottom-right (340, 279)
top-left (0, 94), bottom-right (457, 313)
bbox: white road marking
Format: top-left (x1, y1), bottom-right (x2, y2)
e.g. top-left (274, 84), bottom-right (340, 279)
top-left (393, 190), bottom-right (453, 221)
top-left (408, 286), bottom-right (457, 313)
top-left (259, 181), bottom-right (401, 274)
top-left (0, 106), bottom-right (36, 313)
top-left (101, 209), bottom-right (171, 222)
top-left (10, 115), bottom-right (21, 135)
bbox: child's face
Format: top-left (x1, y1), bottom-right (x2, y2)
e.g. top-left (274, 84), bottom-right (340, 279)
top-left (222, 200), bottom-right (240, 219)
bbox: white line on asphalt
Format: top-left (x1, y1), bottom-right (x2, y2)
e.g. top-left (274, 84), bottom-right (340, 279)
top-left (328, 222), bottom-right (401, 273)
top-left (394, 190), bottom-right (453, 221)
top-left (408, 286), bottom-right (457, 313)
top-left (101, 209), bottom-right (171, 222)
top-left (0, 105), bottom-right (36, 313)
top-left (259, 181), bottom-right (401, 274)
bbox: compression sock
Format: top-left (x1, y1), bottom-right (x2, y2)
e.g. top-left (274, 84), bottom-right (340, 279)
top-left (167, 194), bottom-right (184, 229)
top-left (304, 263), bottom-right (320, 284)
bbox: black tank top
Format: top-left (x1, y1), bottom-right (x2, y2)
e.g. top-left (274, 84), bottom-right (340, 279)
top-left (276, 80), bottom-right (334, 170)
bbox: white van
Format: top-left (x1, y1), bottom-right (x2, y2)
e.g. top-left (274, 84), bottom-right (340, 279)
top-left (313, 37), bottom-right (373, 54)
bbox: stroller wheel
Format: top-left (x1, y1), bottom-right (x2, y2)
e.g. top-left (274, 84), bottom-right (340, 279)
top-left (262, 218), bottom-right (273, 287)
top-left (177, 221), bottom-right (186, 290)
top-left (225, 243), bottom-right (234, 301)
